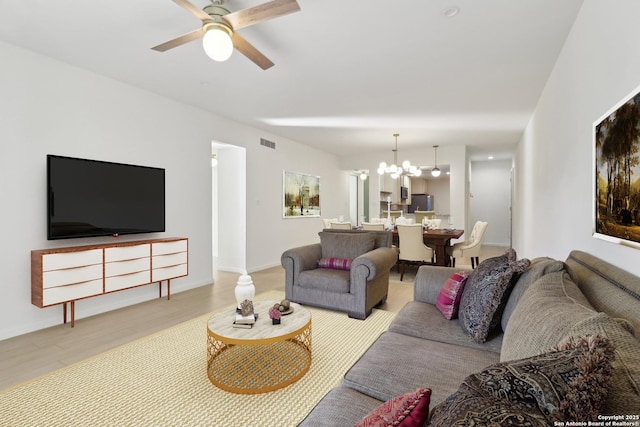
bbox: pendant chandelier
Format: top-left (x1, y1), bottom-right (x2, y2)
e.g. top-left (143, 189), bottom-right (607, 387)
top-left (377, 133), bottom-right (422, 179)
top-left (431, 145), bottom-right (441, 177)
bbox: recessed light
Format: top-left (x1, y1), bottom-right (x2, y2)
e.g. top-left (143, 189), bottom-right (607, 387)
top-left (488, 155), bottom-right (494, 160)
top-left (442, 5), bottom-right (460, 18)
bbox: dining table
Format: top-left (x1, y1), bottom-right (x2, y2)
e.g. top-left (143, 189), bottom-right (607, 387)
top-left (392, 228), bottom-right (464, 267)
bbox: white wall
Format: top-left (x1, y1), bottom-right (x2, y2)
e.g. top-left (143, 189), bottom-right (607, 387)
top-left (0, 41), bottom-right (345, 339)
top-left (470, 159), bottom-right (512, 246)
top-left (514, 0), bottom-right (640, 276)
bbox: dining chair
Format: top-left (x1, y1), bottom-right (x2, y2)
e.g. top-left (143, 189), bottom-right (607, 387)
top-left (396, 224), bottom-right (434, 281)
top-left (382, 210), bottom-right (403, 224)
top-left (447, 221), bottom-right (488, 268)
top-left (414, 210), bottom-right (436, 224)
top-left (322, 218), bottom-right (338, 229)
top-left (362, 222), bottom-right (385, 231)
top-left (330, 222), bottom-right (352, 230)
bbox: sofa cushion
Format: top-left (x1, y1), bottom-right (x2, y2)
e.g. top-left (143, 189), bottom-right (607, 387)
top-left (354, 388), bottom-right (431, 427)
top-left (298, 386), bottom-right (384, 427)
top-left (501, 257), bottom-right (565, 332)
top-left (501, 271), bottom-right (596, 362)
top-left (319, 231), bottom-right (376, 260)
top-left (389, 301), bottom-right (503, 354)
top-left (436, 271), bottom-right (470, 320)
top-left (559, 312), bottom-right (640, 415)
top-left (429, 335), bottom-right (615, 426)
top-left (298, 268), bottom-right (350, 293)
top-left (343, 331), bottom-right (500, 405)
top-left (458, 249), bottom-right (530, 343)
top-left (317, 257), bottom-right (352, 271)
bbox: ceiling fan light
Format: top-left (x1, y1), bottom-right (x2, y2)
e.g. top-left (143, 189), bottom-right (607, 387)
top-left (202, 24), bottom-right (234, 62)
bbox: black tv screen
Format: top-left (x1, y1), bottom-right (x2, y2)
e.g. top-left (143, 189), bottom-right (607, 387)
top-left (47, 155), bottom-right (165, 240)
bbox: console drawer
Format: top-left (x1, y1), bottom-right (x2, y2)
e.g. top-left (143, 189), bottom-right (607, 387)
top-left (105, 271), bottom-right (151, 292)
top-left (43, 264), bottom-right (103, 289)
top-left (152, 264), bottom-right (188, 282)
top-left (152, 240), bottom-right (187, 256)
top-left (105, 244), bottom-right (150, 262)
top-left (42, 279), bottom-right (104, 306)
top-left (105, 257), bottom-right (150, 277)
top-left (42, 249), bottom-right (102, 271)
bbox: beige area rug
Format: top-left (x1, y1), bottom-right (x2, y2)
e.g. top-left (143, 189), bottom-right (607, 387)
top-left (0, 291), bottom-right (395, 426)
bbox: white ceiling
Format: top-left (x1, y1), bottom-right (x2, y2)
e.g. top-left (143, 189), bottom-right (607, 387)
top-left (0, 0), bottom-right (583, 159)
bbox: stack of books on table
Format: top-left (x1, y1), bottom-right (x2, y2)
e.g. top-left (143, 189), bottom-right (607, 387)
top-left (233, 312), bottom-right (258, 329)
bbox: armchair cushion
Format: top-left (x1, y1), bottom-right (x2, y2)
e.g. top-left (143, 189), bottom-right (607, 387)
top-left (299, 268), bottom-right (350, 293)
top-left (317, 257), bottom-right (353, 271)
top-left (319, 231), bottom-right (376, 260)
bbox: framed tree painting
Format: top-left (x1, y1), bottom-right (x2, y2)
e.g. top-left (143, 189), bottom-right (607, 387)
top-left (283, 170), bottom-right (321, 218)
top-left (594, 84), bottom-right (640, 248)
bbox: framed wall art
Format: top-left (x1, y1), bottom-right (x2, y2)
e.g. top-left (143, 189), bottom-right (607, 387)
top-left (283, 170), bottom-right (321, 218)
top-left (594, 84), bottom-right (640, 248)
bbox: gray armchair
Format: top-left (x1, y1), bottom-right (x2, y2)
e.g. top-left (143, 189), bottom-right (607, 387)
top-left (281, 229), bottom-right (398, 319)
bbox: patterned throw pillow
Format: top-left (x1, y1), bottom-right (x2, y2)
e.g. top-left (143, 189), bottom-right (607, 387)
top-left (355, 388), bottom-right (431, 427)
top-left (436, 271), bottom-right (470, 320)
top-left (458, 249), bottom-right (530, 343)
top-left (317, 257), bottom-right (353, 271)
top-left (429, 335), bottom-right (615, 426)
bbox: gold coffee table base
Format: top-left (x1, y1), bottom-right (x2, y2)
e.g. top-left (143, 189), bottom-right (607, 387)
top-left (206, 301), bottom-right (312, 394)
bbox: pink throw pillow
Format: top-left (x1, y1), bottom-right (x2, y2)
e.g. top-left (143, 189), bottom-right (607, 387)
top-left (436, 271), bottom-right (470, 320)
top-left (317, 257), bottom-right (353, 271)
top-left (355, 388), bottom-right (431, 427)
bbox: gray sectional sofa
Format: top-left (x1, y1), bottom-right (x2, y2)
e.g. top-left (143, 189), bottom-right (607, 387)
top-left (299, 250), bottom-right (640, 425)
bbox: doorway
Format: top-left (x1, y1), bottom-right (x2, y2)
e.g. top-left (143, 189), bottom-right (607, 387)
top-left (212, 142), bottom-right (247, 274)
top-left (469, 159), bottom-right (512, 246)
top-left (349, 173), bottom-right (369, 225)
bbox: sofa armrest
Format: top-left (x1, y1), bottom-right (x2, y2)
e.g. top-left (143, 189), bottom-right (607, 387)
top-left (351, 247), bottom-right (398, 282)
top-left (414, 265), bottom-right (458, 304)
top-left (281, 244), bottom-right (323, 291)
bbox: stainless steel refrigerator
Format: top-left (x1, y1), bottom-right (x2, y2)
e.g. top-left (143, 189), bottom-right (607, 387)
top-left (409, 194), bottom-right (434, 213)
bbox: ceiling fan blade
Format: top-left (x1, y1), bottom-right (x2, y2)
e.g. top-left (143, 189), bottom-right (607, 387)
top-left (224, 0), bottom-right (300, 30)
top-left (232, 33), bottom-right (274, 70)
top-left (151, 28), bottom-right (204, 52)
top-left (172, 0), bottom-right (213, 22)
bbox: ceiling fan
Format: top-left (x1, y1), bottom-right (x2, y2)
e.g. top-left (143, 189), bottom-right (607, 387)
top-left (152, 0), bottom-right (301, 70)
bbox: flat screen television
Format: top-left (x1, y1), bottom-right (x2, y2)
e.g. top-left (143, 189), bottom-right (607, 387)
top-left (47, 155), bottom-right (165, 240)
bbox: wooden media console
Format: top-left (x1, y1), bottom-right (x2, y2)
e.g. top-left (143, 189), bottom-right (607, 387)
top-left (31, 237), bottom-right (188, 327)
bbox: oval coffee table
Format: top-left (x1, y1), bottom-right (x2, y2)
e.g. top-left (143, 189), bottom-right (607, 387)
top-left (206, 300), bottom-right (312, 394)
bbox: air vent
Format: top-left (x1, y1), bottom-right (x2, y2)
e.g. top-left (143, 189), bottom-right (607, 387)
top-left (260, 138), bottom-right (276, 149)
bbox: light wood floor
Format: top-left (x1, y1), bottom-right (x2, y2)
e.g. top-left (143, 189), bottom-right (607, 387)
top-left (0, 245), bottom-right (507, 391)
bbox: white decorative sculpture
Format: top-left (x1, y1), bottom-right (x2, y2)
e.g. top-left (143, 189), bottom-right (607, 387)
top-left (234, 271), bottom-right (255, 310)
top-left (385, 197), bottom-right (392, 230)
